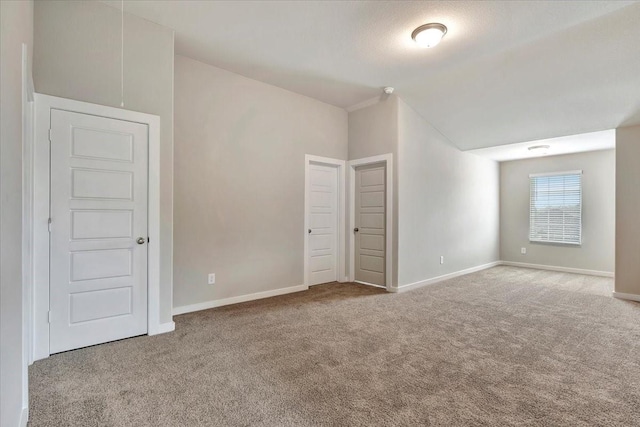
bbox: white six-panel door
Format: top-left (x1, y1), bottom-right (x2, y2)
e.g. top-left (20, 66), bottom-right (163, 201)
top-left (308, 164), bottom-right (339, 285)
top-left (354, 164), bottom-right (386, 286)
top-left (49, 109), bottom-right (149, 353)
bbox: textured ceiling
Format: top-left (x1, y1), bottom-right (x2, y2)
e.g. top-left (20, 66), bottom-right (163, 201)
top-left (107, 0), bottom-right (640, 150)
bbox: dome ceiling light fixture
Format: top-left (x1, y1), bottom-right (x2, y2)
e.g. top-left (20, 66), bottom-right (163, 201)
top-left (411, 23), bottom-right (448, 48)
top-left (528, 145), bottom-right (551, 155)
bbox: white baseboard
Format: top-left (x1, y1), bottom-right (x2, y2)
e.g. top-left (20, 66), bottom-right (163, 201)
top-left (149, 321), bottom-right (175, 335)
top-left (394, 261), bottom-right (502, 293)
top-left (612, 291), bottom-right (640, 302)
top-left (20, 407), bottom-right (28, 427)
top-left (500, 261), bottom-right (614, 278)
top-left (173, 284), bottom-right (308, 315)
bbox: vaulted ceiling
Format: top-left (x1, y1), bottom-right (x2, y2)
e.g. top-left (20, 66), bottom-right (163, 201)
top-left (108, 0), bottom-right (640, 151)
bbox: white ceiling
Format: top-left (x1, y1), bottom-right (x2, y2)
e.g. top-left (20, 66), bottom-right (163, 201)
top-left (107, 0), bottom-right (640, 151)
top-left (467, 129), bottom-right (615, 162)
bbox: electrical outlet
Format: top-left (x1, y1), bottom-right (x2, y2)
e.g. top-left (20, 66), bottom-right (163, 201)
top-left (521, 247), bottom-right (527, 255)
top-left (208, 273), bottom-right (216, 285)
top-left (440, 256), bottom-right (444, 265)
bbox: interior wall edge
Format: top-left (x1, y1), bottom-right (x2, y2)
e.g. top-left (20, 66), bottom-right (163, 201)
top-left (395, 261), bottom-right (502, 293)
top-left (173, 284), bottom-right (308, 316)
top-left (612, 291), bottom-right (640, 302)
top-left (500, 261), bottom-right (614, 278)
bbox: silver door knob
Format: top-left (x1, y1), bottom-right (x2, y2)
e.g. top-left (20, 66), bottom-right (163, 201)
top-left (136, 237), bottom-right (145, 245)
top-left (354, 228), bottom-right (359, 233)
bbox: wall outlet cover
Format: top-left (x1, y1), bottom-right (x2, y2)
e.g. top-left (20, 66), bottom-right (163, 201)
top-left (208, 273), bottom-right (215, 285)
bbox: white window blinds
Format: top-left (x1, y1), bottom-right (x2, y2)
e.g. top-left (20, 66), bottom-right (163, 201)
top-left (529, 171), bottom-right (582, 245)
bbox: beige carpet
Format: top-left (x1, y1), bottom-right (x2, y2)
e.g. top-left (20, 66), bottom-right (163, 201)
top-left (29, 266), bottom-right (640, 426)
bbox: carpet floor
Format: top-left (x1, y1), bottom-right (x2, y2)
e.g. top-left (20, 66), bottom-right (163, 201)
top-left (29, 266), bottom-right (640, 426)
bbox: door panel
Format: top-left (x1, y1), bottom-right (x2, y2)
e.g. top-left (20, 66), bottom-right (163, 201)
top-left (360, 254), bottom-right (385, 272)
top-left (360, 234), bottom-right (384, 251)
top-left (71, 127), bottom-right (134, 161)
top-left (71, 210), bottom-right (133, 239)
top-left (70, 249), bottom-right (133, 281)
top-left (49, 109), bottom-right (148, 354)
top-left (69, 287), bottom-right (132, 324)
top-left (355, 164), bottom-right (386, 286)
top-left (71, 169), bottom-right (133, 200)
top-left (308, 164), bottom-right (339, 285)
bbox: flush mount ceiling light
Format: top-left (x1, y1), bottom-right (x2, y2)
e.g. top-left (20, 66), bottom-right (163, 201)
top-left (411, 23), bottom-right (448, 48)
top-left (528, 145), bottom-right (551, 154)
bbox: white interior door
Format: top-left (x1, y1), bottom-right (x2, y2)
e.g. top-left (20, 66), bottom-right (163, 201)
top-left (308, 163), bottom-right (339, 285)
top-left (49, 109), bottom-right (148, 354)
top-left (354, 164), bottom-right (386, 286)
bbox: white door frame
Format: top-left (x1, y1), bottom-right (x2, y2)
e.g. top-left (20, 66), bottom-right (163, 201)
top-left (348, 154), bottom-right (393, 291)
top-left (304, 155), bottom-right (347, 286)
top-left (30, 93), bottom-right (165, 361)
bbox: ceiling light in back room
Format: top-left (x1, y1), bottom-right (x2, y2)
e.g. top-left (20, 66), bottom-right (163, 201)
top-left (412, 23), bottom-right (448, 48)
top-left (528, 145), bottom-right (551, 155)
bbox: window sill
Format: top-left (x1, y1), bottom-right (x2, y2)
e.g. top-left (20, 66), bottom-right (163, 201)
top-left (529, 240), bottom-right (582, 247)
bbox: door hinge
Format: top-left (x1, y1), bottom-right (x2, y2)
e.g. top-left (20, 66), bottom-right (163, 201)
top-left (47, 311), bottom-right (52, 324)
top-left (47, 218), bottom-right (52, 233)
top-left (48, 128), bottom-right (52, 142)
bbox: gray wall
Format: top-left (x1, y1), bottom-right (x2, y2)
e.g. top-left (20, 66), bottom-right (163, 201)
top-left (173, 55), bottom-right (348, 308)
top-left (348, 97), bottom-right (399, 285)
top-left (33, 0), bottom-right (175, 323)
top-left (348, 97), bottom-right (398, 161)
top-left (615, 126), bottom-right (640, 295)
top-left (397, 99), bottom-right (500, 286)
top-left (1, 1), bottom-right (33, 425)
top-left (500, 150), bottom-right (615, 273)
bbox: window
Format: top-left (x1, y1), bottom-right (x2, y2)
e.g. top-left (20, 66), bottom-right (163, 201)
top-left (529, 171), bottom-right (582, 245)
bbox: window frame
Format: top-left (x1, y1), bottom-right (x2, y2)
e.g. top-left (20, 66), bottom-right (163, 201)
top-left (528, 170), bottom-right (583, 246)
